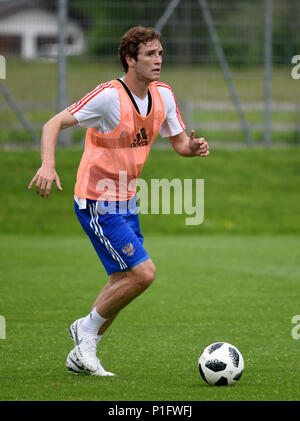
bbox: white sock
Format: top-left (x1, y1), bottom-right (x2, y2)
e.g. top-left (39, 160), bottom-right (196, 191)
top-left (80, 308), bottom-right (108, 336)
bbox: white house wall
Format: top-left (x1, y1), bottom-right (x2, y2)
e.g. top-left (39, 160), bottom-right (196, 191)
top-left (0, 8), bottom-right (85, 59)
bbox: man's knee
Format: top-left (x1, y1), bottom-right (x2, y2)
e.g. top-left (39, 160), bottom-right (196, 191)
top-left (130, 259), bottom-right (156, 291)
top-left (141, 260), bottom-right (156, 286)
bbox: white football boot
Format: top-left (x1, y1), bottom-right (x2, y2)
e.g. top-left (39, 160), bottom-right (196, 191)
top-left (66, 348), bottom-right (115, 376)
top-left (66, 348), bottom-right (90, 375)
top-left (68, 318), bottom-right (115, 376)
top-left (69, 318), bottom-right (85, 347)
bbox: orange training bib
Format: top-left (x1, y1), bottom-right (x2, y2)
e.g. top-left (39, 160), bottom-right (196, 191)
top-left (74, 80), bottom-right (165, 201)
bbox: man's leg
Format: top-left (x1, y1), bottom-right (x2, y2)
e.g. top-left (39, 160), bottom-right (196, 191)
top-left (96, 258), bottom-right (155, 318)
top-left (90, 273), bottom-right (124, 335)
top-left (69, 259), bottom-right (156, 374)
top-left (70, 199), bottom-right (153, 373)
top-left (83, 258), bottom-right (156, 335)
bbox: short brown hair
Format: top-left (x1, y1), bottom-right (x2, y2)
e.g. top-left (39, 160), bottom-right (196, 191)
top-left (118, 26), bottom-right (162, 73)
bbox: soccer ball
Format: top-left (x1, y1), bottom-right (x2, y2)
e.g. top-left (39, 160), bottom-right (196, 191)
top-left (198, 342), bottom-right (244, 386)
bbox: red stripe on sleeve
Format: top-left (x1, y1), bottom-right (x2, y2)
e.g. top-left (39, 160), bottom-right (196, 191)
top-left (155, 82), bottom-right (185, 130)
top-left (67, 82), bottom-right (113, 114)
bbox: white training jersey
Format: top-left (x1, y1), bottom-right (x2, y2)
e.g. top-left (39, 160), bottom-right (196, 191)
top-left (67, 78), bottom-right (185, 138)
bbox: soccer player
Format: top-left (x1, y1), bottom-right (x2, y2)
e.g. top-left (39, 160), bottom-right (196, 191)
top-left (28, 26), bottom-right (209, 376)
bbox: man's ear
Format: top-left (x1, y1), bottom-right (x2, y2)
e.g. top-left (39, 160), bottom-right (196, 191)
top-left (125, 54), bottom-right (135, 69)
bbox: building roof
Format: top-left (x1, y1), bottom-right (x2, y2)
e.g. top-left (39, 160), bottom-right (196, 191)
top-left (0, 0), bottom-right (81, 22)
top-left (0, 0), bottom-right (49, 17)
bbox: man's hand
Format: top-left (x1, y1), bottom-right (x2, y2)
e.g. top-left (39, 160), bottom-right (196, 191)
top-left (28, 165), bottom-right (62, 198)
top-left (27, 110), bottom-right (76, 198)
top-left (189, 130), bottom-right (209, 157)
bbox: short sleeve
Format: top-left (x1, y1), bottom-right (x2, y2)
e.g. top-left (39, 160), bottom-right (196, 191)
top-left (157, 84), bottom-right (185, 138)
top-left (66, 82), bottom-right (113, 129)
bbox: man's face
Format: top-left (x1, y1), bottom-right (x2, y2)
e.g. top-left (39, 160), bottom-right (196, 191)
top-left (128, 39), bottom-right (163, 82)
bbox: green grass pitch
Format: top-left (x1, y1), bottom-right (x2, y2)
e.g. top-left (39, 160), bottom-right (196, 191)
top-left (1, 233), bottom-right (300, 401)
top-left (0, 147), bottom-right (300, 402)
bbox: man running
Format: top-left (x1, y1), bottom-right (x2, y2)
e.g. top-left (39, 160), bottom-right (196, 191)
top-left (28, 26), bottom-right (209, 376)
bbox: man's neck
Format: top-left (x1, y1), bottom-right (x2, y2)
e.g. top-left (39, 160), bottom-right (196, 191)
top-left (123, 74), bottom-right (150, 100)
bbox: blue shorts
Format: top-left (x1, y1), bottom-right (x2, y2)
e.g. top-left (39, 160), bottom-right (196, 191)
top-left (74, 197), bottom-right (150, 275)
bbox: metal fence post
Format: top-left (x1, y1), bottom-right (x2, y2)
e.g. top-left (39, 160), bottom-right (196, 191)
top-left (198, 0), bottom-right (254, 147)
top-left (57, 0), bottom-right (69, 146)
top-left (155, 0), bottom-right (181, 32)
top-left (0, 80), bottom-right (39, 146)
top-left (264, 0), bottom-right (273, 146)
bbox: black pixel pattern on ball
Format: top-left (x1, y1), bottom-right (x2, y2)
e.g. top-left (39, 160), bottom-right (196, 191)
top-left (198, 364), bottom-right (208, 383)
top-left (233, 371), bottom-right (243, 381)
top-left (215, 377), bottom-right (228, 386)
top-left (207, 342), bottom-right (224, 354)
top-left (205, 359), bottom-right (227, 372)
top-left (229, 346), bottom-right (240, 367)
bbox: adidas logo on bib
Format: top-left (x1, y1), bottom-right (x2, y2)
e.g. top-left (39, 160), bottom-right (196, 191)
top-left (131, 128), bottom-right (148, 148)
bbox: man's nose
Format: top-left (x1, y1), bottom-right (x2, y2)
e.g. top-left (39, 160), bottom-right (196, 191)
top-left (155, 54), bottom-right (162, 63)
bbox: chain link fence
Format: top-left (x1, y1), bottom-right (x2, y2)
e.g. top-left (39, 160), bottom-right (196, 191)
top-left (0, 0), bottom-right (299, 147)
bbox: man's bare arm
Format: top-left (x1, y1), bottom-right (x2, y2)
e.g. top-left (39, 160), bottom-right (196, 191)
top-left (169, 130), bottom-right (209, 157)
top-left (28, 110), bottom-right (77, 198)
